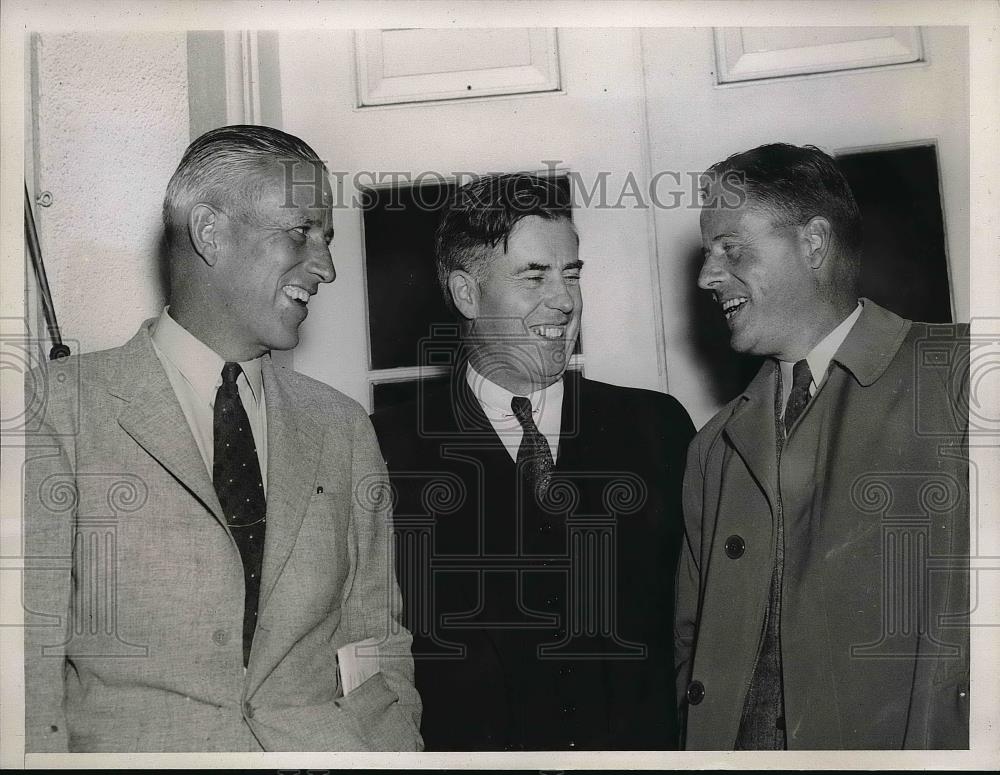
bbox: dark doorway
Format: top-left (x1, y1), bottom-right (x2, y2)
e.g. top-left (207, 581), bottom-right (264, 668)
top-left (837, 144), bottom-right (953, 323)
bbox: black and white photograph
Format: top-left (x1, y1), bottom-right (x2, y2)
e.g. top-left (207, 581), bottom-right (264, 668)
top-left (1, 0), bottom-right (997, 770)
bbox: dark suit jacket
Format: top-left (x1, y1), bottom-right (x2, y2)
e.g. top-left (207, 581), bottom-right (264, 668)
top-left (372, 369), bottom-right (694, 751)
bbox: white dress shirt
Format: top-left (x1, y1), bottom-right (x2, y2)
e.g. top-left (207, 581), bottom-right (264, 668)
top-left (779, 300), bottom-right (864, 417)
top-left (466, 363), bottom-right (564, 463)
top-left (150, 307), bottom-right (268, 492)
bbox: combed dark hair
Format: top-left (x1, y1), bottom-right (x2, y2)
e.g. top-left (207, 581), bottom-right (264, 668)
top-left (162, 124), bottom-right (323, 244)
top-left (704, 143), bottom-right (863, 261)
top-left (435, 173), bottom-right (573, 314)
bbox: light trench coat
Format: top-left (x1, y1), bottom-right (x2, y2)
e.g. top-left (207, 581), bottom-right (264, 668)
top-left (676, 301), bottom-right (969, 750)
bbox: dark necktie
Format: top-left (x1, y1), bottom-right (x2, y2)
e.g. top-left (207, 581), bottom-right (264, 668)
top-left (213, 362), bottom-right (266, 667)
top-left (783, 359), bottom-right (813, 435)
top-left (511, 396), bottom-right (554, 500)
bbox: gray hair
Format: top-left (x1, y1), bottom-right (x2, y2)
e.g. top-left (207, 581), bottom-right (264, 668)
top-left (162, 124), bottom-right (323, 244)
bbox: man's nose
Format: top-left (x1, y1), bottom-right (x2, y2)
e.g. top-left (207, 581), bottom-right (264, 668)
top-left (697, 252), bottom-right (725, 290)
top-left (546, 276), bottom-right (576, 313)
top-left (309, 242), bottom-right (336, 284)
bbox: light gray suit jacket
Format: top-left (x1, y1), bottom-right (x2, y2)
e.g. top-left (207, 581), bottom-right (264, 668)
top-left (23, 321), bottom-right (423, 752)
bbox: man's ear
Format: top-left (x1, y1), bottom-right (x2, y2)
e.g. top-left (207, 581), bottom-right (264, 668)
top-left (448, 270), bottom-right (479, 320)
top-left (188, 204), bottom-right (222, 266)
top-left (801, 216), bottom-right (832, 270)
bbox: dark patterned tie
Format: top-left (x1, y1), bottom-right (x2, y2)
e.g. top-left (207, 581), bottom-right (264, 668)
top-left (511, 396), bottom-right (554, 500)
top-left (213, 362), bottom-right (266, 666)
top-left (783, 359), bottom-right (813, 435)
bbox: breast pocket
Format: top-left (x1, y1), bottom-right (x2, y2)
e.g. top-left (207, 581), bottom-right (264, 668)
top-left (270, 491), bottom-right (352, 620)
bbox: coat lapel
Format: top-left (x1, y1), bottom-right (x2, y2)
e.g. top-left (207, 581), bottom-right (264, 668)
top-left (553, 370), bottom-right (584, 468)
top-left (829, 297), bottom-right (910, 387)
top-left (723, 360), bottom-right (781, 516)
top-left (722, 300), bottom-right (908, 517)
top-left (257, 359), bottom-right (324, 610)
top-left (441, 373), bottom-right (518, 672)
top-left (453, 372), bottom-right (508, 443)
top-left (115, 324), bottom-right (225, 525)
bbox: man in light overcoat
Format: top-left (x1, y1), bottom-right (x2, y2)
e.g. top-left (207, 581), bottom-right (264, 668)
top-left (676, 143), bottom-right (969, 750)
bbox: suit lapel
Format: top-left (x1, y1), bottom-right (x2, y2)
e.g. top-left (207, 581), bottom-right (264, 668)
top-left (452, 374), bottom-right (508, 443)
top-left (723, 360), bottom-right (781, 516)
top-left (257, 360), bottom-right (324, 609)
top-left (439, 374), bottom-right (513, 550)
top-left (554, 370), bottom-right (584, 469)
top-left (438, 374), bottom-right (518, 674)
top-left (115, 325), bottom-right (225, 525)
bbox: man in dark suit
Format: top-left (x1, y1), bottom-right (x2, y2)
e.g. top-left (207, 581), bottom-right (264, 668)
top-left (676, 143), bottom-right (969, 749)
top-left (372, 173), bottom-right (695, 750)
top-left (24, 125), bottom-right (421, 751)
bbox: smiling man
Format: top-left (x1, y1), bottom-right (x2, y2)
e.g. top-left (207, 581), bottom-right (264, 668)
top-left (372, 173), bottom-right (695, 750)
top-left (24, 125), bottom-right (422, 752)
top-left (676, 143), bottom-right (969, 750)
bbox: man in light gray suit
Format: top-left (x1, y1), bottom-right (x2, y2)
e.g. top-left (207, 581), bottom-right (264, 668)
top-left (23, 125), bottom-right (422, 752)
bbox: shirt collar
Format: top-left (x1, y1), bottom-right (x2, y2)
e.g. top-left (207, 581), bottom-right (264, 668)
top-left (465, 362), bottom-right (564, 420)
top-left (151, 307), bottom-right (264, 406)
top-left (239, 357), bottom-right (264, 405)
top-left (778, 301), bottom-right (863, 393)
top-left (806, 300), bottom-right (864, 388)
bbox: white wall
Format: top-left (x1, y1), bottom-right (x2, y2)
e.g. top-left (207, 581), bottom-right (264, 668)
top-left (30, 32), bottom-right (190, 354)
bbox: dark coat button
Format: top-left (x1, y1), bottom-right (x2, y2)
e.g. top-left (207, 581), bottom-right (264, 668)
top-left (212, 628), bottom-right (230, 646)
top-left (686, 680), bottom-right (705, 705)
top-left (724, 534), bottom-right (746, 559)
top-left (244, 701), bottom-right (255, 719)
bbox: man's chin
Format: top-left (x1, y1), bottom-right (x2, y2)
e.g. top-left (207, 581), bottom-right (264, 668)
top-left (485, 365), bottom-right (567, 394)
top-left (728, 333), bottom-right (771, 359)
top-left (727, 325), bottom-right (754, 355)
top-left (530, 358), bottom-right (570, 391)
top-left (264, 329), bottom-right (301, 354)
top-left (471, 342), bottom-right (572, 391)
